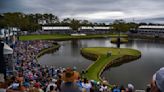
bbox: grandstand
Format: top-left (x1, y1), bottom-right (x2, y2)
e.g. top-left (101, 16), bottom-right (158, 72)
top-left (42, 26), bottom-right (72, 34)
top-left (42, 26), bottom-right (113, 34)
top-left (137, 25), bottom-right (164, 37)
top-left (93, 26), bottom-right (112, 34)
top-left (78, 26), bottom-right (112, 34)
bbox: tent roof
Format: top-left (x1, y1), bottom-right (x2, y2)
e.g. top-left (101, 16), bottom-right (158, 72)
top-left (3, 43), bottom-right (13, 54)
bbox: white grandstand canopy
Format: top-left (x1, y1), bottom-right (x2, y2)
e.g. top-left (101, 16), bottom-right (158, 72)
top-left (42, 26), bottom-right (72, 30)
top-left (80, 26), bottom-right (93, 29)
top-left (3, 43), bottom-right (13, 54)
top-left (139, 25), bottom-right (164, 29)
top-left (80, 26), bottom-right (112, 30)
top-left (93, 26), bottom-right (111, 29)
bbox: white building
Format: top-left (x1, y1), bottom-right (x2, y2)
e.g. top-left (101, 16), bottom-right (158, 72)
top-left (137, 25), bottom-right (164, 37)
top-left (38, 19), bottom-right (47, 25)
top-left (79, 26), bottom-right (94, 31)
top-left (79, 26), bottom-right (112, 30)
top-left (42, 26), bottom-right (72, 31)
top-left (93, 26), bottom-right (112, 30)
top-left (42, 26), bottom-right (113, 34)
top-left (79, 26), bottom-right (112, 34)
top-left (42, 26), bottom-right (72, 34)
top-left (138, 25), bottom-right (164, 36)
top-left (0, 27), bottom-right (20, 38)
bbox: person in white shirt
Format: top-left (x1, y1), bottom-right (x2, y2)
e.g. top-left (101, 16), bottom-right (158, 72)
top-left (46, 79), bottom-right (57, 92)
top-left (81, 78), bottom-right (92, 92)
top-left (99, 84), bottom-right (108, 92)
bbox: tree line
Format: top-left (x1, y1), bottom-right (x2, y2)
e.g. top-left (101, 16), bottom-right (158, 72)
top-left (0, 12), bottom-right (139, 32)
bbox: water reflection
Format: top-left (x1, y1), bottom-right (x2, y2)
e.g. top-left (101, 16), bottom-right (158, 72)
top-left (103, 39), bottom-right (164, 89)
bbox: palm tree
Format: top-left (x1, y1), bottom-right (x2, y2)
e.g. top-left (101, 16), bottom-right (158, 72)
top-left (112, 19), bottom-right (130, 48)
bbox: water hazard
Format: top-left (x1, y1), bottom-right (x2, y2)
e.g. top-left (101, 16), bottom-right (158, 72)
top-left (38, 38), bottom-right (164, 89)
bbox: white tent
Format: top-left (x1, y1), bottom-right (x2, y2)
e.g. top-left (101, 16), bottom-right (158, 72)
top-left (3, 43), bottom-right (13, 54)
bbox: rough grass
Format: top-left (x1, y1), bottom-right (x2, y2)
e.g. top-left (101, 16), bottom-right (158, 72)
top-left (111, 38), bottom-right (128, 43)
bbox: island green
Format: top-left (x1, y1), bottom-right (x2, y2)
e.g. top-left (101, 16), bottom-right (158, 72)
top-left (81, 47), bottom-right (141, 87)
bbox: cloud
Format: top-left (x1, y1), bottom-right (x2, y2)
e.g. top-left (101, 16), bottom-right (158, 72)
top-left (1, 0), bottom-right (164, 23)
top-left (62, 11), bottom-right (125, 20)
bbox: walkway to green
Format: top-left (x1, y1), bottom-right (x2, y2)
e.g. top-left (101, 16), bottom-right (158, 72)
top-left (20, 34), bottom-right (128, 41)
top-left (81, 47), bottom-right (141, 87)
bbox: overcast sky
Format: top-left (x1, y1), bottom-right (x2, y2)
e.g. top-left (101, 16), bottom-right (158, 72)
top-left (1, 0), bottom-right (164, 23)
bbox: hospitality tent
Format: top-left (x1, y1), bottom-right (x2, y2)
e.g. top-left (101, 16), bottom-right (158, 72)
top-left (3, 43), bottom-right (13, 54)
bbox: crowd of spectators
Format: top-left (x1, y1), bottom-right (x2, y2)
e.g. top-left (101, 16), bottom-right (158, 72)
top-left (0, 40), bottom-right (109, 92)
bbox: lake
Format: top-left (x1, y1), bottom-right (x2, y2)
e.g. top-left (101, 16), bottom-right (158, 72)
top-left (38, 38), bottom-right (164, 89)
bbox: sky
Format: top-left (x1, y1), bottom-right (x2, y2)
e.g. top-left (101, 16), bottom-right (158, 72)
top-left (1, 0), bottom-right (164, 23)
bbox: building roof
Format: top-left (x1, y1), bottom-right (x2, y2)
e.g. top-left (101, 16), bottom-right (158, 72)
top-left (139, 25), bottom-right (164, 29)
top-left (42, 26), bottom-right (72, 30)
top-left (80, 26), bottom-right (112, 30)
top-left (80, 26), bottom-right (93, 29)
top-left (3, 42), bottom-right (13, 54)
top-left (93, 26), bottom-right (111, 29)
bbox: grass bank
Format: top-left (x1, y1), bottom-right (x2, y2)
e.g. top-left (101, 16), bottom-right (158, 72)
top-left (20, 34), bottom-right (128, 41)
top-left (81, 47), bottom-right (141, 87)
top-left (36, 44), bottom-right (60, 60)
